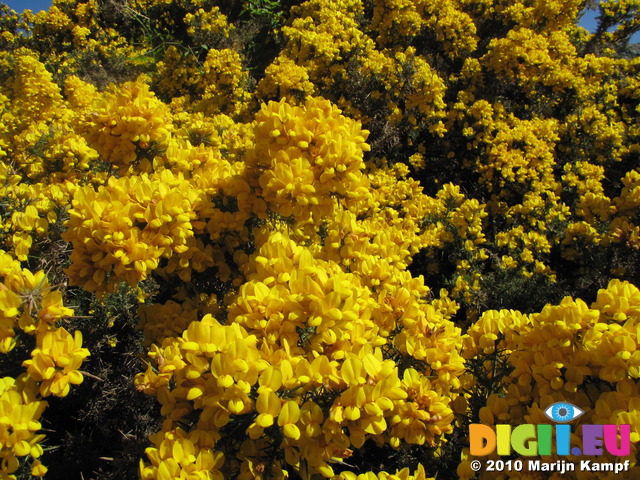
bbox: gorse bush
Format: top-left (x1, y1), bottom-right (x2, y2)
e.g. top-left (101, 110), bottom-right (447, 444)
top-left (0, 0), bottom-right (639, 479)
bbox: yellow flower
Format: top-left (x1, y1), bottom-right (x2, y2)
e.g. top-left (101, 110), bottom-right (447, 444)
top-left (31, 459), bottom-right (48, 476)
top-left (23, 328), bottom-right (90, 397)
top-left (139, 427), bottom-right (224, 480)
top-left (0, 375), bottom-right (47, 476)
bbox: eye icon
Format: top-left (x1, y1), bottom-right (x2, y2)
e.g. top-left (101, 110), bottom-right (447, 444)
top-left (544, 402), bottom-right (584, 423)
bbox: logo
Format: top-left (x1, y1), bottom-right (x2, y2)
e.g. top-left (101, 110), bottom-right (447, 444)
top-left (470, 402), bottom-right (631, 457)
top-left (544, 402), bottom-right (584, 423)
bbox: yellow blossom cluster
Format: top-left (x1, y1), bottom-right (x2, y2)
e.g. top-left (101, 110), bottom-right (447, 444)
top-left (195, 48), bottom-right (252, 118)
top-left (0, 51), bottom-right (107, 262)
top-left (185, 6), bottom-right (232, 44)
top-left (372, 0), bottom-right (478, 58)
top-left (154, 45), bottom-right (202, 101)
top-left (20, 0), bottom-right (147, 83)
top-left (248, 0), bottom-right (640, 307)
top-left (0, 376), bottom-right (48, 478)
top-left (249, 97), bottom-right (371, 222)
top-left (129, 98), bottom-right (466, 479)
top-left (23, 327), bottom-right (90, 398)
top-left (0, 251), bottom-right (73, 351)
top-left (336, 464), bottom-right (433, 480)
top-left (63, 170), bottom-right (208, 294)
top-left (136, 281), bottom-right (462, 478)
top-left (0, 251), bottom-right (88, 478)
top-left (267, 0), bottom-right (450, 147)
top-left (78, 80), bottom-right (173, 174)
top-left (257, 58), bottom-right (316, 104)
top-left (139, 427), bottom-right (225, 480)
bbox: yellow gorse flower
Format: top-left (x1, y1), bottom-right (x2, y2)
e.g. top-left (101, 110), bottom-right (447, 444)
top-left (23, 327), bottom-right (90, 398)
top-left (0, 376), bottom-right (47, 476)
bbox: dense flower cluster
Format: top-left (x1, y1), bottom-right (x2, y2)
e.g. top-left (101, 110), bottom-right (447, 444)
top-left (128, 99), bottom-right (466, 479)
top-left (0, 252), bottom-right (87, 477)
top-left (63, 171), bottom-right (205, 294)
top-left (1, 0), bottom-right (640, 478)
top-left (0, 376), bottom-right (48, 478)
top-left (78, 80), bottom-right (173, 173)
top-left (250, 97), bottom-right (371, 222)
